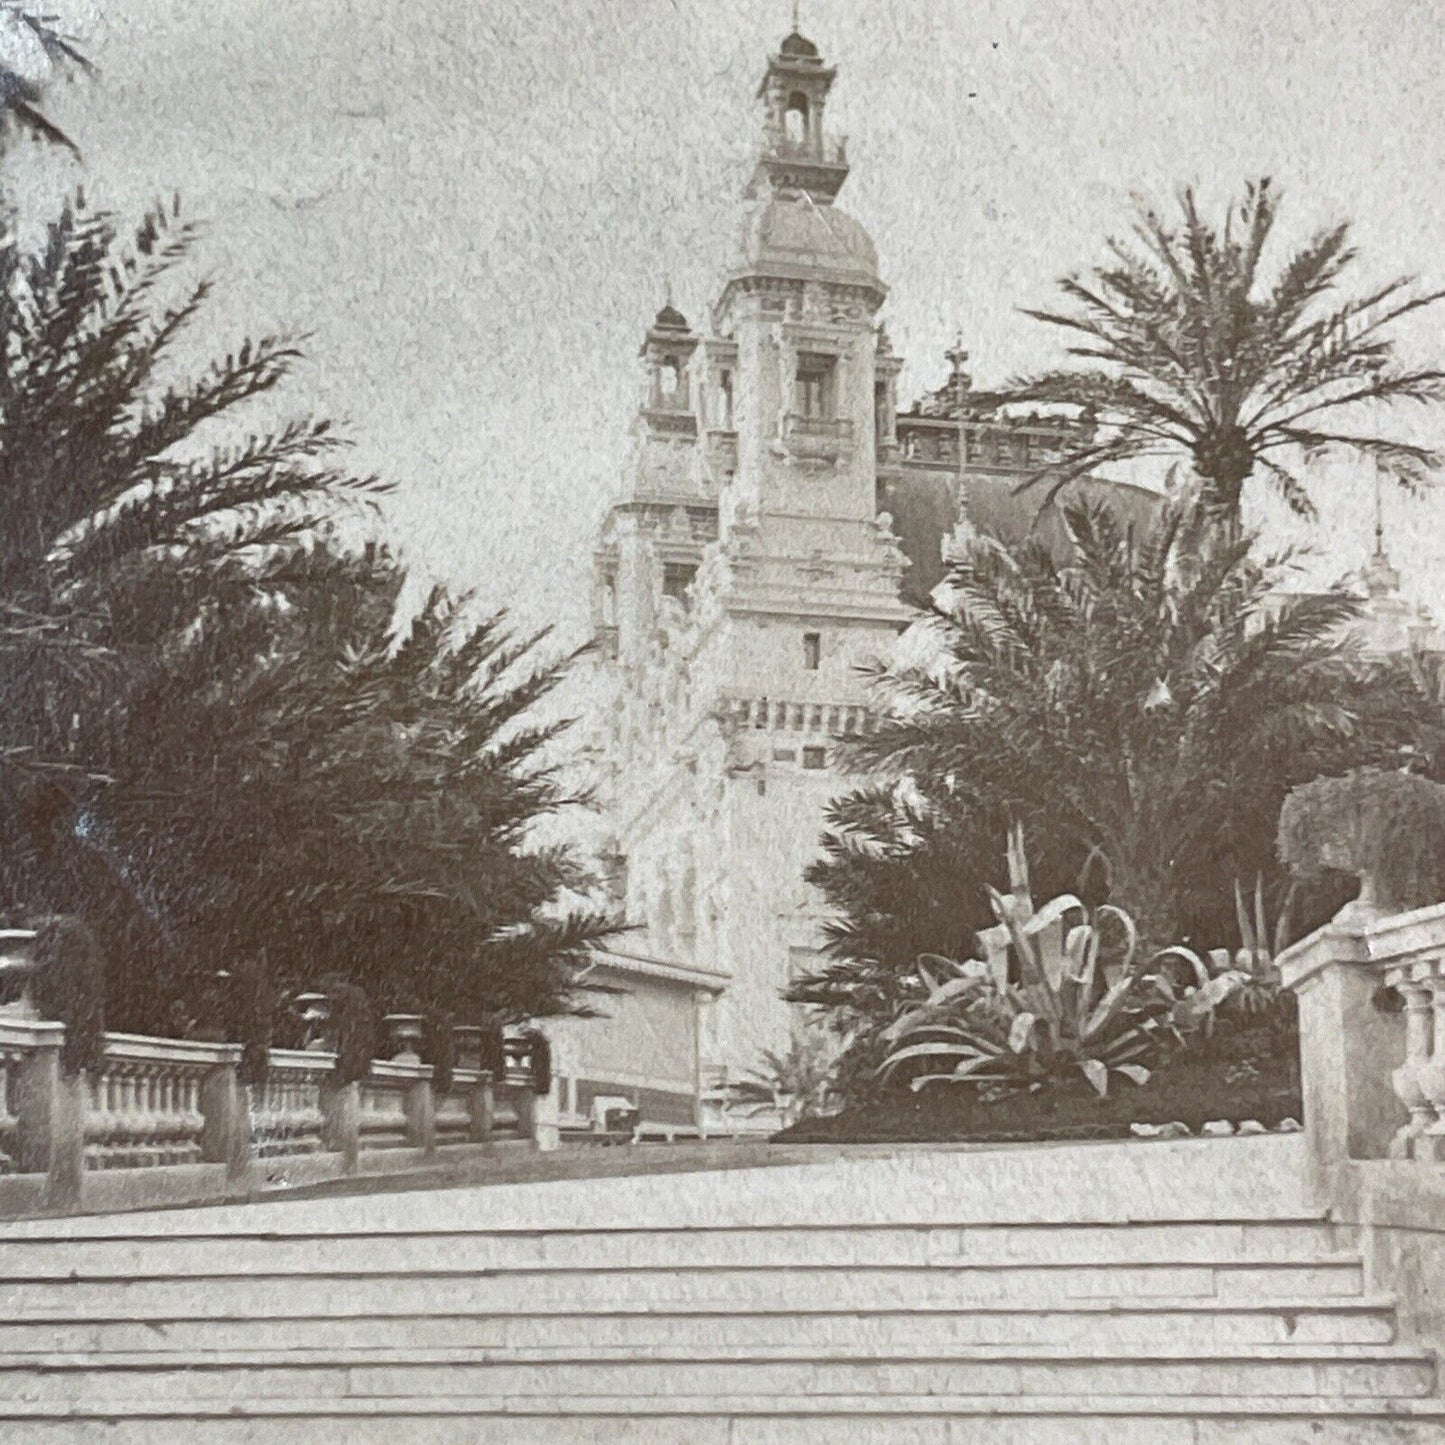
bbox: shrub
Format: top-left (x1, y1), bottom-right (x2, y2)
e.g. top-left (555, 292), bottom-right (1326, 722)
top-left (725, 1035), bottom-right (840, 1128)
top-left (32, 915), bottom-right (105, 1079)
top-left (317, 978), bottom-right (378, 1086)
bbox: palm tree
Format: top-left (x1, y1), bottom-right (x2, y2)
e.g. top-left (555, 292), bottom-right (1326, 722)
top-left (1006, 180), bottom-right (1445, 523)
top-left (822, 497), bottom-right (1436, 954)
top-left (0, 5), bottom-right (91, 153)
top-left (0, 193), bottom-right (379, 917)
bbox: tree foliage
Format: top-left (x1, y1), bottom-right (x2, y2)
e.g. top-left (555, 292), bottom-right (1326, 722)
top-left (1004, 180), bottom-right (1445, 521)
top-left (87, 560), bottom-right (617, 1037)
top-left (0, 5), bottom-right (91, 154)
top-left (0, 192), bottom-right (615, 1042)
top-left (791, 497), bottom-right (1443, 1039)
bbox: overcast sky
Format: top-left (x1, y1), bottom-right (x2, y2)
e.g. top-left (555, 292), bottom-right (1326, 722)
top-left (24, 0), bottom-right (1445, 638)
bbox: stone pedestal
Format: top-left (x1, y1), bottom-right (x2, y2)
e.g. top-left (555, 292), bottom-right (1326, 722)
top-left (1279, 903), bottom-right (1445, 1196)
top-left (468, 1075), bottom-right (495, 1142)
top-left (404, 1075), bottom-right (436, 1157)
top-left (199, 1052), bottom-right (249, 1185)
top-left (320, 1079), bottom-right (360, 1174)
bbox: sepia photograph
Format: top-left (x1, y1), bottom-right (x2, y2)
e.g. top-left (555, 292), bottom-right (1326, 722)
top-left (1, 0), bottom-right (1444, 1438)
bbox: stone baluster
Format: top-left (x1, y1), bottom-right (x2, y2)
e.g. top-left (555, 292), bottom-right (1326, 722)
top-left (0, 1048), bottom-right (21, 1173)
top-left (1386, 963), bottom-right (1436, 1160)
top-left (1413, 959), bottom-right (1445, 1162)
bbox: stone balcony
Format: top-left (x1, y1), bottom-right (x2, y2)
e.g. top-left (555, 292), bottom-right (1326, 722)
top-left (704, 428), bottom-right (737, 477)
top-left (782, 413), bottom-right (854, 463)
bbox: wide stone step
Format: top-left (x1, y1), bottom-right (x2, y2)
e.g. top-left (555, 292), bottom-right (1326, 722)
top-left (0, 1218), bottom-right (1336, 1275)
top-left (0, 1295), bottom-right (1397, 1354)
top-left (0, 1343), bottom-right (1434, 1403)
top-left (0, 1256), bottom-right (1366, 1317)
top-left (7, 1391), bottom-right (1445, 1443)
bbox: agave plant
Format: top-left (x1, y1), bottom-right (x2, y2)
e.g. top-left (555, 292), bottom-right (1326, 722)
top-left (879, 826), bottom-right (1243, 1098)
top-left (1153, 876), bottom-right (1293, 1023)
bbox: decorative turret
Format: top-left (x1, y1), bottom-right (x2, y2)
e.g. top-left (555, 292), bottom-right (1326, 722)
top-left (639, 303), bottom-right (699, 417)
top-left (747, 30), bottom-right (849, 204)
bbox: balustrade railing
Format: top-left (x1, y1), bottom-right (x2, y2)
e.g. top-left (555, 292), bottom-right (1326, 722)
top-left (83, 1036), bottom-right (234, 1171)
top-left (359, 1058), bottom-right (434, 1154)
top-left (784, 414), bottom-right (854, 444)
top-left (767, 134), bottom-right (848, 165)
top-left (436, 1067), bottom-right (487, 1147)
top-left (249, 1049), bottom-right (329, 1158)
top-left (1280, 898), bottom-right (1445, 1172)
top-left (1385, 952), bottom-right (1445, 1161)
top-left (0, 1018), bottom-right (552, 1217)
top-left (723, 695), bottom-right (871, 736)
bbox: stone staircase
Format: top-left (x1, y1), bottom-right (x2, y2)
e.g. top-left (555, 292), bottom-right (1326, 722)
top-left (0, 1138), bottom-right (1441, 1441)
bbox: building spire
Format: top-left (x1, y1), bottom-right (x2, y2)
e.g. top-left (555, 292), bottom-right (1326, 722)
top-left (1363, 460), bottom-right (1400, 599)
top-left (1374, 461), bottom-right (1386, 557)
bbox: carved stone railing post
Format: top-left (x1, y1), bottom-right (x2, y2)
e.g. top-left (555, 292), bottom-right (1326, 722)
top-left (320, 1078), bottom-right (360, 1174)
top-left (1281, 900), bottom-right (1445, 1192)
top-left (1388, 968), bottom-right (1436, 1160)
top-left (469, 1070), bottom-right (495, 1142)
top-left (3, 1019), bottom-right (81, 1211)
top-left (198, 1047), bottom-right (248, 1185)
top-left (404, 1068), bottom-right (436, 1157)
top-left (40, 1070), bottom-right (86, 1212)
top-left (3, 1020), bottom-right (65, 1180)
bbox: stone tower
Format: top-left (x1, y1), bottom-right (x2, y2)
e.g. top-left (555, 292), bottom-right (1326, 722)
top-left (591, 29), bottom-right (910, 1089)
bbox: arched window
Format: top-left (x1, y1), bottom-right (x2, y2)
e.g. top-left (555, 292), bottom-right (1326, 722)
top-left (784, 92), bottom-right (809, 146)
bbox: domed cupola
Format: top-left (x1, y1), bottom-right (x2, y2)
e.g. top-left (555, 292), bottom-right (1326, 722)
top-left (730, 29), bottom-right (883, 305)
top-left (652, 302), bottom-right (690, 333)
top-left (735, 192), bottom-right (881, 294)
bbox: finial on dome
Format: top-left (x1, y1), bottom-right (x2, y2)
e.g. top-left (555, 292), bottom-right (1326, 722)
top-left (1363, 460), bottom-right (1401, 599)
top-left (945, 333), bottom-right (972, 388)
top-left (1374, 461), bottom-right (1387, 557)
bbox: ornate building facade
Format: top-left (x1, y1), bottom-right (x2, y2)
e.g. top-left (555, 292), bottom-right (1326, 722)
top-left (554, 30), bottom-right (1154, 1134)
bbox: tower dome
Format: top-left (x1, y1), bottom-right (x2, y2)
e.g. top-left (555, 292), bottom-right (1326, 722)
top-left (778, 30), bottom-right (820, 59)
top-left (734, 191), bottom-right (881, 292)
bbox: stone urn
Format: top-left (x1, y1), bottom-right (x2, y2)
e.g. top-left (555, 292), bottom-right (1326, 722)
top-left (192, 968), bottom-right (234, 1043)
top-left (452, 1024), bottom-right (484, 1072)
top-left (0, 930), bottom-right (40, 1018)
top-left (292, 992), bottom-right (334, 1052)
top-left (1278, 769), bottom-right (1445, 921)
top-left (383, 1013), bottom-right (425, 1064)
